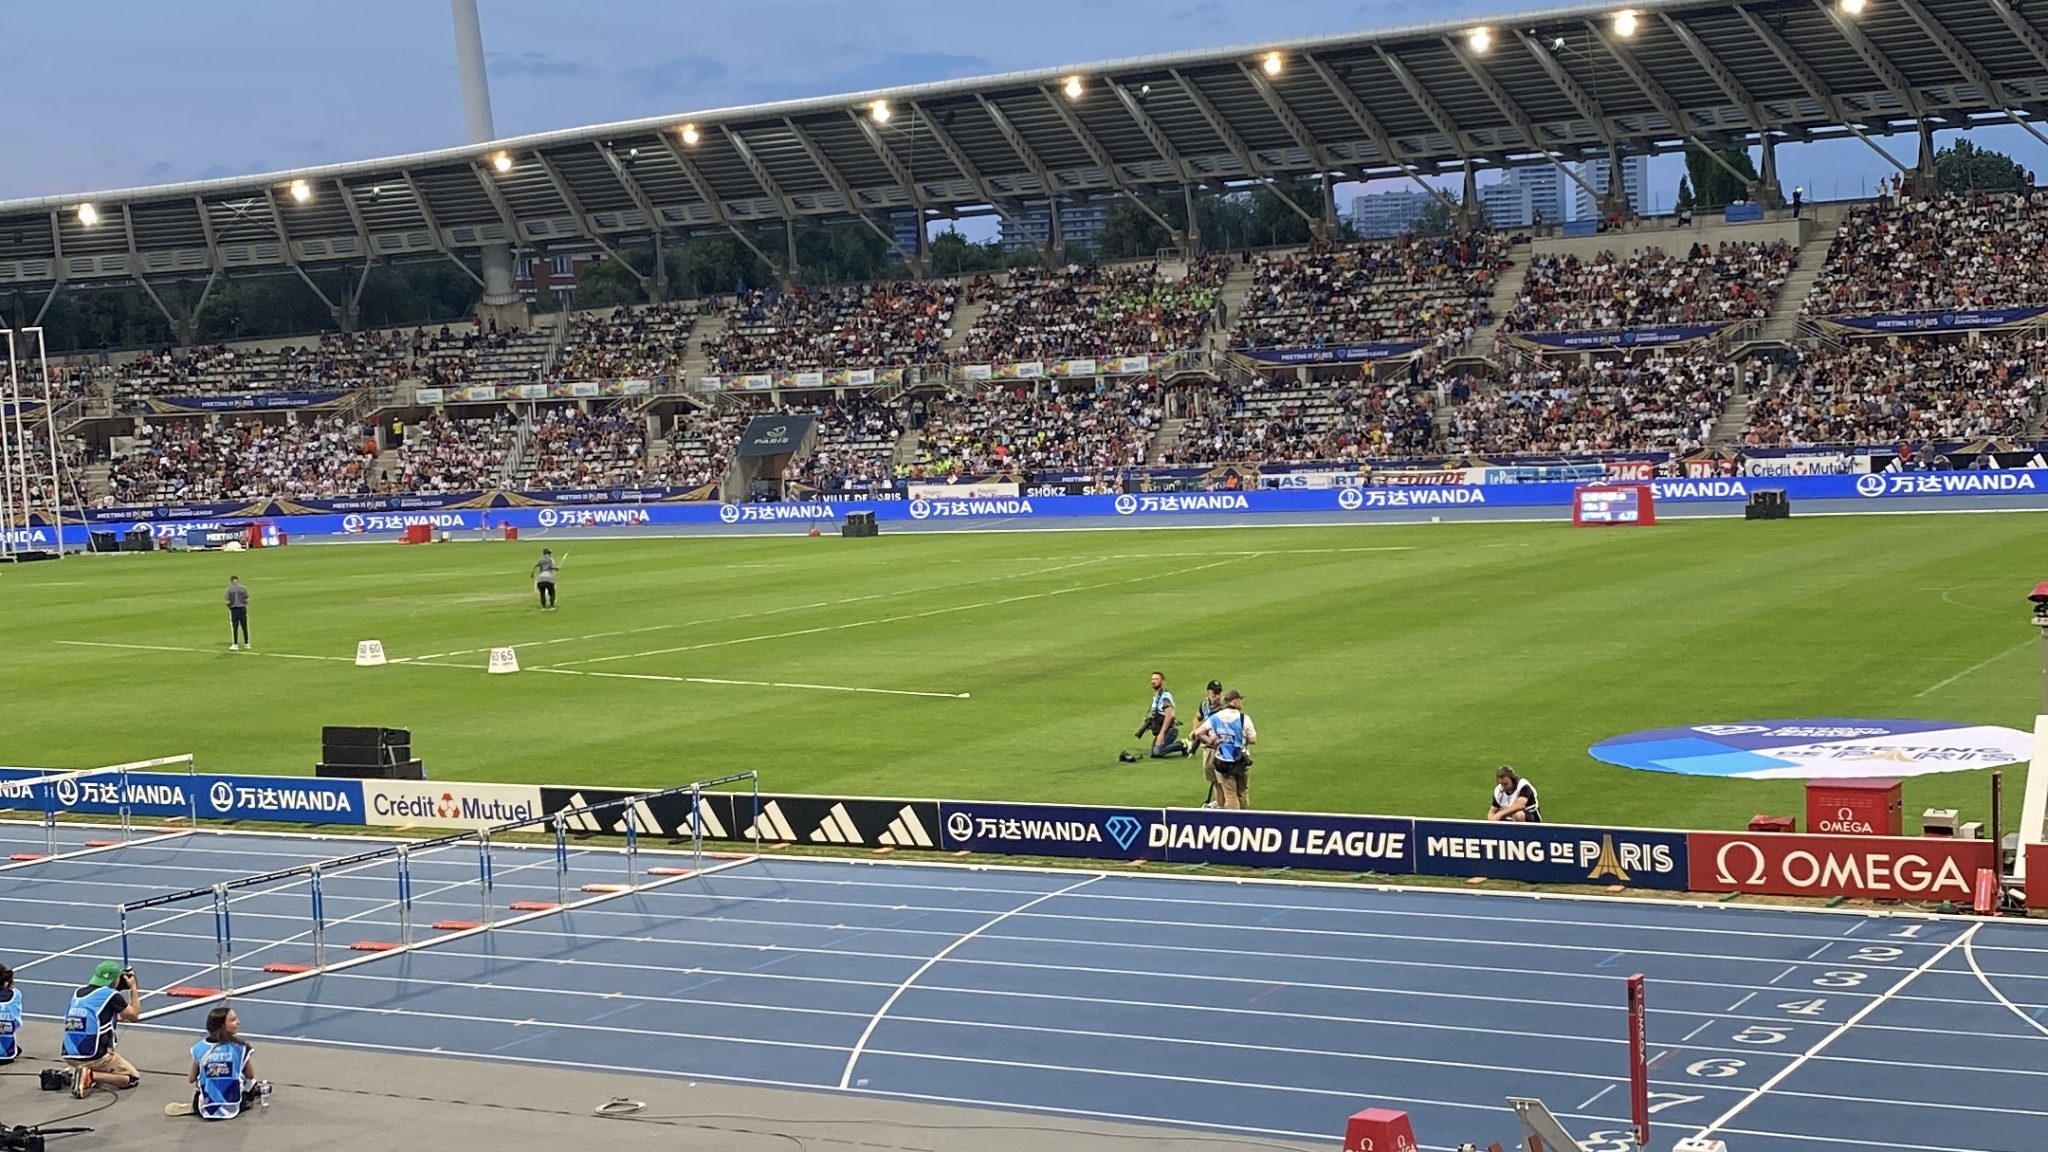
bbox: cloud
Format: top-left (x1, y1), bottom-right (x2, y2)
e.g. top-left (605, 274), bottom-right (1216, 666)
top-left (489, 51), bottom-right (590, 80)
top-left (737, 50), bottom-right (992, 103)
top-left (621, 55), bottom-right (730, 99)
top-left (1171, 2), bottom-right (1222, 23)
top-left (142, 161), bottom-right (174, 179)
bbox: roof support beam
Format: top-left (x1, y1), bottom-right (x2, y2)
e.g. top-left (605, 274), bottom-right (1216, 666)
top-left (334, 183), bottom-right (375, 267)
top-left (657, 132), bottom-right (783, 273)
top-left (1734, 6), bottom-right (1912, 170)
top-left (192, 195), bottom-right (221, 272)
top-left (1106, 81), bottom-right (1197, 182)
top-left (977, 96), bottom-right (1060, 201)
top-left (1169, 71), bottom-right (1317, 229)
top-left (1374, 47), bottom-right (1473, 154)
top-left (46, 210), bottom-right (65, 285)
top-left (1443, 38), bottom-right (1607, 204)
top-left (402, 170), bottom-right (486, 288)
top-left (1896, 0), bottom-right (2048, 151)
top-left (1302, 55), bottom-right (1459, 211)
top-left (1044, 83), bottom-right (1189, 238)
top-left (467, 160), bottom-right (523, 240)
top-left (1658, 14), bottom-right (1767, 129)
top-left (720, 126), bottom-right (796, 218)
top-left (906, 101), bottom-right (1024, 230)
top-left (267, 186), bottom-right (340, 320)
top-left (849, 111), bottom-right (928, 216)
top-left (1586, 24), bottom-right (1761, 194)
top-left (1239, 62), bottom-right (1343, 175)
top-left (536, 151), bottom-right (643, 297)
top-left (785, 118), bottom-right (917, 266)
top-left (1815, 0), bottom-right (1923, 118)
top-left (1989, 0), bottom-right (2048, 75)
top-left (595, 143), bottom-right (665, 233)
top-left (1517, 34), bottom-right (1617, 146)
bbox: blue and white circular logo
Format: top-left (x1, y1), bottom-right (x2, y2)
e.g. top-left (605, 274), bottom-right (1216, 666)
top-left (1113, 494), bottom-right (1139, 516)
top-left (131, 522), bottom-right (154, 536)
top-left (909, 500), bottom-right (932, 520)
top-left (341, 514), bottom-right (368, 534)
top-left (209, 781), bottom-right (237, 813)
top-left (1855, 474), bottom-right (1887, 498)
top-left (945, 811), bottom-right (974, 841)
top-left (55, 777), bottom-right (80, 807)
top-left (718, 504), bottom-right (740, 524)
top-left (1337, 486), bottom-right (1365, 511)
top-left (1591, 718), bottom-right (2033, 780)
top-left (537, 507), bottom-right (561, 528)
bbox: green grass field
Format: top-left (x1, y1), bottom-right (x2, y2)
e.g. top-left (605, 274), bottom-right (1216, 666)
top-left (2, 512), bottom-right (2041, 832)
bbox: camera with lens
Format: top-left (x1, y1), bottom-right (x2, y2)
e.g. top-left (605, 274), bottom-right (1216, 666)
top-left (0, 1125), bottom-right (48, 1152)
top-left (2031, 582), bottom-right (2048, 631)
top-left (37, 1068), bottom-right (74, 1093)
top-left (1134, 713), bottom-right (1162, 740)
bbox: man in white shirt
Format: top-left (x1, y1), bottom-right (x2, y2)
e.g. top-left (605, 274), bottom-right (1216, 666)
top-left (1488, 766), bottom-right (1541, 823)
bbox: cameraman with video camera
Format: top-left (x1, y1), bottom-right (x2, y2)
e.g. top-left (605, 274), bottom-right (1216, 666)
top-left (1125, 672), bottom-right (1191, 761)
top-left (61, 961), bottom-right (142, 1098)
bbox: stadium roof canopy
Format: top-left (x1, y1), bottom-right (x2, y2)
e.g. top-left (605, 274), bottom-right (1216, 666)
top-left (4, 0), bottom-right (2046, 296)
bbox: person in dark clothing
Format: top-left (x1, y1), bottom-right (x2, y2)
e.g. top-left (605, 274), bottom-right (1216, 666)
top-left (225, 577), bottom-right (250, 650)
top-left (531, 549), bottom-right (558, 610)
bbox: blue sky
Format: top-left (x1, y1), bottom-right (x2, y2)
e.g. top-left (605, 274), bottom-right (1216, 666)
top-left (10, 0), bottom-right (2046, 221)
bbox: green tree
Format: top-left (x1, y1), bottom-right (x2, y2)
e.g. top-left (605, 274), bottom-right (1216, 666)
top-left (1935, 138), bottom-right (2023, 193)
top-left (1682, 145), bottom-right (1760, 211)
top-left (926, 229), bottom-right (1013, 275)
top-left (1412, 193), bottom-right (1464, 237)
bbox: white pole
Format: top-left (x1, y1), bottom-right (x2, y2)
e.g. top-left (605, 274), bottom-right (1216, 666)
top-left (5, 331), bottom-right (33, 548)
top-left (0, 330), bottom-right (17, 560)
top-left (26, 328), bottom-right (61, 558)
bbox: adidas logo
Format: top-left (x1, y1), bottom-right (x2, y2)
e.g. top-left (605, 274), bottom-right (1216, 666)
top-left (809, 803), bottom-right (863, 845)
top-left (557, 792), bottom-right (728, 839)
top-left (744, 801), bottom-right (798, 843)
top-left (877, 805), bottom-right (933, 849)
top-left (556, 794), bottom-right (604, 834)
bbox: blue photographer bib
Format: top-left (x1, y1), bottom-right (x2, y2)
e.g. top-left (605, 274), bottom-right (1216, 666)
top-left (62, 986), bottom-right (116, 1061)
top-left (191, 1039), bottom-right (250, 1119)
top-left (0, 988), bottom-right (20, 1063)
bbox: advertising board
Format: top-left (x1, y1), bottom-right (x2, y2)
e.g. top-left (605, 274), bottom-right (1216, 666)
top-left (1686, 832), bottom-right (1996, 901)
top-left (1412, 820), bottom-right (1691, 890)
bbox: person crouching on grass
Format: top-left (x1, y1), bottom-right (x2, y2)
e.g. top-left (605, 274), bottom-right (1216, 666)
top-left (1488, 765), bottom-right (1541, 823)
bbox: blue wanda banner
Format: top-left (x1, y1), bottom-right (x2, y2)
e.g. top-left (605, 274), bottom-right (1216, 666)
top-left (940, 802), bottom-right (1159, 860)
top-left (1412, 819), bottom-right (1689, 890)
top-left (0, 767), bottom-right (364, 826)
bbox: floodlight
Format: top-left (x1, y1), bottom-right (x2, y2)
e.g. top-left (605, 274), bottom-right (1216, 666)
top-left (1062, 75), bottom-right (1084, 101)
top-left (1261, 52), bottom-right (1284, 76)
top-left (76, 203), bottom-right (99, 227)
top-left (491, 151), bottom-right (514, 173)
top-left (1613, 9), bottom-right (1639, 37)
top-left (1553, 36), bottom-right (1567, 49)
top-left (680, 123), bottom-right (700, 146)
top-left (1840, 0), bottom-right (1866, 13)
top-left (1467, 26), bottom-right (1492, 53)
top-left (288, 179), bottom-right (312, 204)
top-left (871, 100), bottom-right (892, 123)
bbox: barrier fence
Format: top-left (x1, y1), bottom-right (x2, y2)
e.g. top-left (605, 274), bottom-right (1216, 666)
top-left (0, 755), bottom-right (198, 858)
top-left (9, 765), bottom-right (2029, 909)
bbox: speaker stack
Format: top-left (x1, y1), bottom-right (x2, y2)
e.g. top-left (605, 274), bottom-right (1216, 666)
top-left (1745, 490), bottom-right (1791, 520)
top-left (841, 511), bottom-right (879, 537)
top-left (316, 726), bottom-right (425, 779)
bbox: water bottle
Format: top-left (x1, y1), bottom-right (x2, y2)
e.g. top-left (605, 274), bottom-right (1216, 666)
top-left (256, 1080), bottom-right (271, 1109)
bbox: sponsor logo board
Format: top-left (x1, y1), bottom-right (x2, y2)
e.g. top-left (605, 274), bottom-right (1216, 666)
top-left (360, 781), bottom-right (544, 830)
top-left (1143, 810), bottom-right (1413, 870)
top-left (1591, 718), bottom-right (2033, 779)
top-left (939, 802), bottom-right (1159, 860)
top-left (1412, 820), bottom-right (1689, 889)
top-left (1687, 832), bottom-right (1995, 900)
top-left (0, 768), bottom-right (360, 824)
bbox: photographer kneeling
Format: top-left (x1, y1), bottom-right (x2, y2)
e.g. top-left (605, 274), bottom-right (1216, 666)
top-left (183, 1006), bottom-right (264, 1119)
top-left (1191, 690), bottom-right (1257, 810)
top-left (62, 961), bottom-right (141, 1098)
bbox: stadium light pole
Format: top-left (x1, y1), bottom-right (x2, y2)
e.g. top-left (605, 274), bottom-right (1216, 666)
top-left (449, 0), bottom-right (520, 314)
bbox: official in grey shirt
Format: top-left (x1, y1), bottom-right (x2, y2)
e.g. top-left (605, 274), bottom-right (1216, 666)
top-left (531, 549), bottom-right (558, 611)
top-left (225, 577), bottom-right (250, 651)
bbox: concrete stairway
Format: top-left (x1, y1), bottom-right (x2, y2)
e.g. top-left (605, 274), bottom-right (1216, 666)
top-left (941, 296), bottom-right (991, 361)
top-left (1149, 417), bottom-right (1186, 464)
top-left (678, 309), bottom-right (729, 384)
top-left (1753, 227), bottom-right (1836, 343)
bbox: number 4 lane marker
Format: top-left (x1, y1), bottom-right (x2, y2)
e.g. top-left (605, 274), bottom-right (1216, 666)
top-left (1691, 921), bottom-right (1981, 1142)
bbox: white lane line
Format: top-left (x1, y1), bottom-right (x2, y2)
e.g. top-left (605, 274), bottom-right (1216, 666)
top-left (837, 875), bottom-right (1101, 1089)
top-left (1916, 638), bottom-right (2035, 697)
top-left (1963, 927), bottom-right (2048, 1039)
top-left (529, 667), bottom-right (968, 700)
top-left (1578, 1083), bottom-right (1617, 1110)
top-left (1692, 922), bottom-right (1981, 1143)
top-left (0, 829), bottom-right (192, 874)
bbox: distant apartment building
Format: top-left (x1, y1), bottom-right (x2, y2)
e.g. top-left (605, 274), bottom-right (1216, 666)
top-left (1478, 164), bottom-right (1568, 228)
top-left (1347, 189), bottom-right (1434, 238)
top-left (1573, 155), bottom-right (1650, 220)
top-left (999, 202), bottom-right (1112, 253)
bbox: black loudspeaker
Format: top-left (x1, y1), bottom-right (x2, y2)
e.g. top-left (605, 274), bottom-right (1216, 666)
top-left (841, 511), bottom-right (878, 538)
top-left (1745, 490), bottom-right (1791, 520)
top-left (321, 726), bottom-right (412, 767)
top-left (123, 528), bottom-right (153, 552)
top-left (89, 530), bottom-right (119, 553)
top-left (315, 759), bottom-right (426, 781)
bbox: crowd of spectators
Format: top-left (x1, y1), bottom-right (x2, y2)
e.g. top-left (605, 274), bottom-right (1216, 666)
top-left (1743, 333), bottom-right (2044, 445)
top-left (1443, 351), bottom-right (1735, 454)
top-left (1502, 241), bottom-right (1797, 334)
top-left (916, 380), bottom-right (1163, 474)
top-left (1232, 235), bottom-right (1511, 354)
top-left (522, 406), bottom-right (651, 489)
top-left (959, 258), bottom-right (1229, 364)
top-left (413, 322), bottom-right (552, 391)
top-left (1802, 191), bottom-right (2048, 317)
top-left (108, 416), bottom-right (375, 504)
top-left (651, 407), bottom-right (754, 489)
top-left (93, 334), bottom-right (414, 403)
top-left (388, 412), bottom-right (517, 493)
top-left (1167, 378), bottom-right (1444, 464)
top-left (703, 282), bottom-right (957, 374)
top-left (554, 304), bottom-right (695, 382)
top-left (784, 398), bottom-right (908, 493)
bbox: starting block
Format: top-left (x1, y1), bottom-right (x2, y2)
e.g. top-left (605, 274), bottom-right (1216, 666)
top-left (1343, 1108), bottom-right (1417, 1152)
top-left (355, 640), bottom-right (387, 667)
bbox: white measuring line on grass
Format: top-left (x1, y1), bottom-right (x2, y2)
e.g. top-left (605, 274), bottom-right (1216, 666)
top-left (1690, 920), bottom-right (1981, 1143)
top-left (1915, 637), bottom-right (2036, 697)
